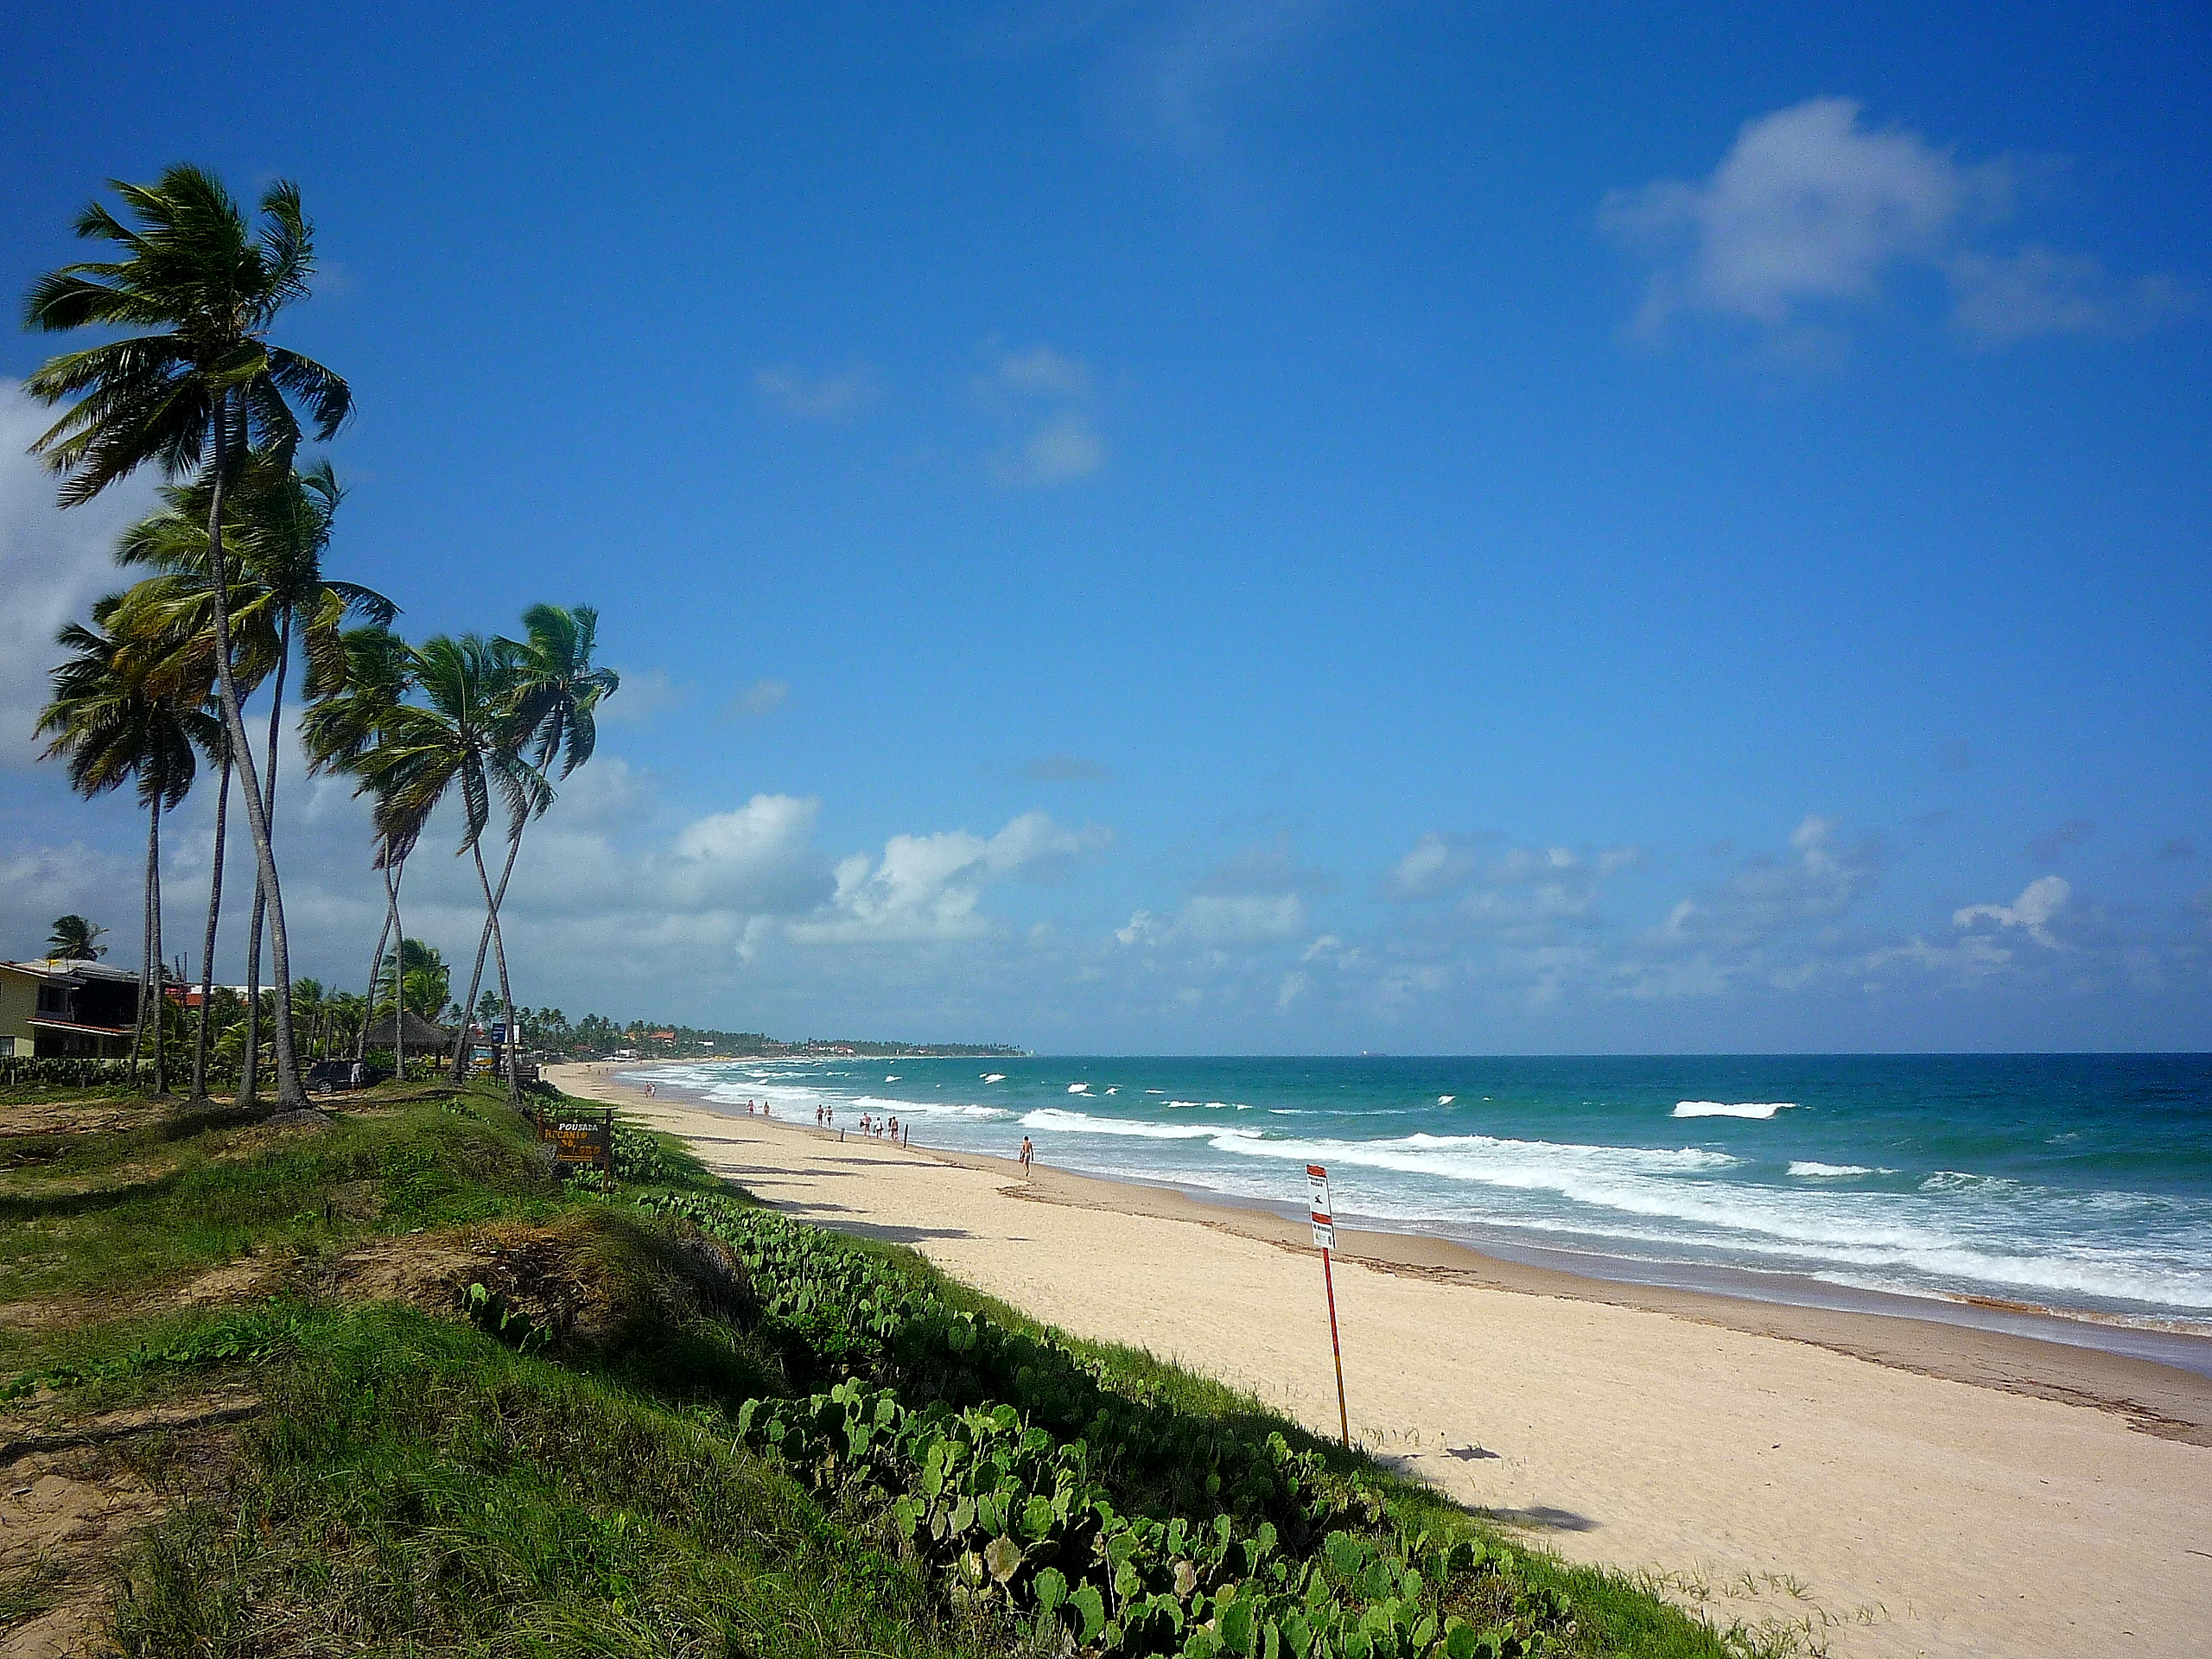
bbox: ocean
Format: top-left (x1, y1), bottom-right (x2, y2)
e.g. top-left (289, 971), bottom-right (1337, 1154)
top-left (632, 1052), bottom-right (2212, 1351)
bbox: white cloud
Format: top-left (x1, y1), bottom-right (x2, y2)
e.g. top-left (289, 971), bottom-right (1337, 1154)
top-left (1384, 832), bottom-right (1478, 900)
top-left (0, 381), bottom-right (157, 768)
top-left (725, 677), bottom-right (791, 720)
top-left (1653, 814), bottom-right (1874, 949)
top-left (1601, 98), bottom-right (2183, 349)
top-left (976, 343), bottom-right (1108, 487)
top-left (1603, 99), bottom-right (1972, 337)
top-left (658, 794), bottom-right (826, 912)
top-left (993, 410), bottom-right (1107, 486)
top-left (989, 345), bottom-right (1092, 399)
top-left (1182, 892), bottom-right (1305, 944)
top-left (1946, 247), bottom-right (2193, 344)
top-left (1955, 874), bottom-right (2070, 949)
top-left (753, 363), bottom-right (880, 420)
top-left (596, 666), bottom-right (684, 724)
top-left (1122, 0), bottom-right (1338, 148)
top-left (791, 811), bottom-right (1111, 944)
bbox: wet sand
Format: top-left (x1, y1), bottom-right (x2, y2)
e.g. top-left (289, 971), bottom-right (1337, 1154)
top-left (551, 1062), bottom-right (2212, 1658)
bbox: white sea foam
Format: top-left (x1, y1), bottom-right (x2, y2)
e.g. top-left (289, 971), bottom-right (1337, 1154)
top-left (884, 1075), bottom-right (899, 1081)
top-left (844, 1093), bottom-right (1012, 1121)
top-left (1067, 1084), bottom-right (1090, 1094)
top-left (1438, 1095), bottom-right (1455, 1104)
top-left (982, 1073), bottom-right (1006, 1083)
top-left (1021, 1108), bottom-right (1257, 1141)
top-left (1789, 1161), bottom-right (1874, 1178)
top-left (1674, 1101), bottom-right (1796, 1119)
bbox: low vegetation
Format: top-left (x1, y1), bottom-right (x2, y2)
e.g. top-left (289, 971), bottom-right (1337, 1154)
top-left (0, 1082), bottom-right (1747, 1656)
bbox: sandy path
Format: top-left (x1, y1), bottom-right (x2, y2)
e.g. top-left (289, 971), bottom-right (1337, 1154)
top-left (552, 1065), bottom-right (2212, 1659)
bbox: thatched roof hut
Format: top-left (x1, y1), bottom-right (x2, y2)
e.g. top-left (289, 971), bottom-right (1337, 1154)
top-left (365, 1007), bottom-right (454, 1057)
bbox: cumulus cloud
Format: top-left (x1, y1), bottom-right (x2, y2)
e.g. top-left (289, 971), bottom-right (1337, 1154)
top-left (725, 678), bottom-right (791, 721)
top-left (1192, 833), bottom-right (1332, 899)
top-left (1113, 893), bottom-right (1306, 950)
top-left (988, 345), bottom-right (1092, 399)
top-left (596, 666), bottom-right (684, 724)
top-left (1015, 752), bottom-right (1115, 783)
top-left (976, 343), bottom-right (1108, 486)
top-left (1955, 874), bottom-right (2070, 949)
top-left (657, 794), bottom-right (828, 912)
top-left (753, 362), bottom-right (880, 420)
top-left (1653, 815), bottom-right (1875, 949)
top-left (1383, 832), bottom-right (1480, 900)
top-left (1182, 892), bottom-right (1306, 944)
top-left (1459, 843), bottom-right (1643, 938)
top-left (1947, 248), bottom-right (2192, 344)
top-left (993, 410), bottom-right (1107, 486)
top-left (791, 811), bottom-right (1111, 944)
top-left (0, 381), bottom-right (157, 768)
top-left (1600, 97), bottom-right (2180, 347)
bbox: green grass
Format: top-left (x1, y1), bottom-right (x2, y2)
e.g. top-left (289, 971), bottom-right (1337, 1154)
top-left (111, 1305), bottom-right (974, 1659)
top-left (0, 1090), bottom-right (560, 1358)
top-left (0, 1084), bottom-right (1755, 1657)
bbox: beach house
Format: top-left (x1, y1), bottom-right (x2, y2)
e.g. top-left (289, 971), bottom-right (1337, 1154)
top-left (0, 958), bottom-right (140, 1058)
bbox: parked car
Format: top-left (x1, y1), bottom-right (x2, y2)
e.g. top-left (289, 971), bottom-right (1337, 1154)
top-left (306, 1058), bottom-right (389, 1095)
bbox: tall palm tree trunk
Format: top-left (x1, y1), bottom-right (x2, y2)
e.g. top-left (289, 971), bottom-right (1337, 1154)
top-left (357, 846), bottom-right (397, 1065)
top-left (468, 842), bottom-right (522, 1103)
top-left (149, 803), bottom-right (166, 1096)
top-left (200, 397), bottom-right (308, 1109)
top-left (129, 802), bottom-right (154, 1084)
top-left (451, 828), bottom-right (525, 1082)
top-left (191, 747), bottom-right (231, 1098)
top-left (234, 615), bottom-right (291, 1107)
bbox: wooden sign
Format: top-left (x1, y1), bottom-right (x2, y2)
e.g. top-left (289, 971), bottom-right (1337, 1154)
top-left (537, 1108), bottom-right (613, 1177)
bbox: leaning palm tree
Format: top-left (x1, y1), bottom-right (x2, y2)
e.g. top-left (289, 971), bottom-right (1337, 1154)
top-left (355, 636), bottom-right (547, 1099)
top-left (444, 605), bottom-right (619, 1083)
top-left (46, 916), bottom-right (107, 960)
top-left (35, 598), bottom-right (219, 1094)
top-left (118, 457), bottom-right (392, 1103)
top-left (300, 624), bottom-right (420, 1065)
top-left (23, 166), bottom-right (353, 1109)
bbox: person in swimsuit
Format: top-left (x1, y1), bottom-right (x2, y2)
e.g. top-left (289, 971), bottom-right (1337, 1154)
top-left (1019, 1135), bottom-right (1033, 1175)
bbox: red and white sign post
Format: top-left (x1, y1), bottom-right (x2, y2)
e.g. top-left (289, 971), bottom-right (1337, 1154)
top-left (1307, 1162), bottom-right (1351, 1447)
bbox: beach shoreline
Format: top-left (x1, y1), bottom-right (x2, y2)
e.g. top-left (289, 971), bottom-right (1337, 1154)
top-left (550, 1060), bottom-right (2212, 1659)
top-left (566, 1060), bottom-right (2212, 1436)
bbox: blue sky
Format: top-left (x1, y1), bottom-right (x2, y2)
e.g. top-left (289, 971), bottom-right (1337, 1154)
top-left (3, 2), bottom-right (2208, 1051)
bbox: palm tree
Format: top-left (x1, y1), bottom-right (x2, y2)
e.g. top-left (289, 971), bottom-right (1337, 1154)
top-left (117, 458), bottom-right (392, 1103)
top-left (289, 978), bottom-right (327, 1060)
top-left (446, 605), bottom-right (618, 1083)
top-left (46, 916), bottom-right (107, 960)
top-left (371, 940), bottom-right (450, 1064)
top-left (300, 624), bottom-right (419, 1064)
top-left (24, 166), bottom-right (353, 1109)
top-left (35, 599), bottom-right (219, 1094)
top-left (355, 636), bottom-right (547, 1097)
top-left (323, 990), bottom-right (366, 1060)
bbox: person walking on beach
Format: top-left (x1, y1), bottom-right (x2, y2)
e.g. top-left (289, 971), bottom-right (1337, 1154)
top-left (1019, 1135), bottom-right (1034, 1177)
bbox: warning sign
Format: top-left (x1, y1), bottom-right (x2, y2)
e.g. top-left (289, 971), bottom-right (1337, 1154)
top-left (1306, 1162), bottom-right (1333, 1249)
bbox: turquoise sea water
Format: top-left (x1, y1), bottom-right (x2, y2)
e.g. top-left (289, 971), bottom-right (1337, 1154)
top-left (635, 1054), bottom-right (2212, 1341)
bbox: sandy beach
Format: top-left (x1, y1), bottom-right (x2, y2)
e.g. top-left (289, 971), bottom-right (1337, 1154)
top-left (550, 1062), bottom-right (2212, 1659)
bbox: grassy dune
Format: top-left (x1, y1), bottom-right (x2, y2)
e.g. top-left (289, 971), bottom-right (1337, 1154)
top-left (0, 1084), bottom-right (1757, 1657)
